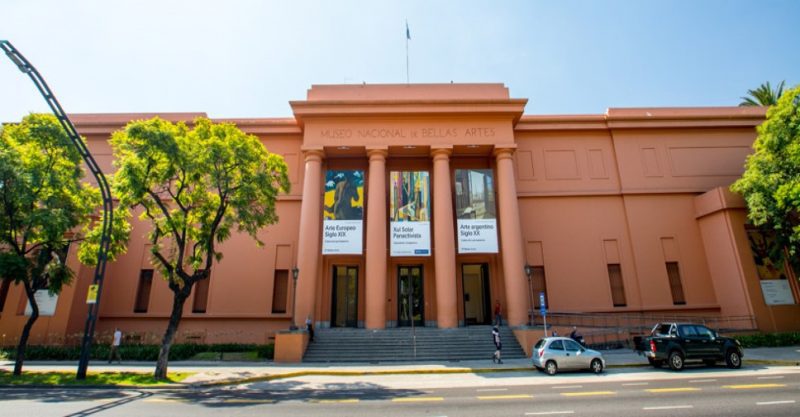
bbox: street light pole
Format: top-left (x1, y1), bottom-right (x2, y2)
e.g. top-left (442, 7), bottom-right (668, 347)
top-left (524, 264), bottom-right (533, 327)
top-left (290, 267), bottom-right (299, 330)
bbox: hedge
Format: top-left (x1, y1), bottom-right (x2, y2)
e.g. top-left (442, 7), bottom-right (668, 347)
top-left (0, 343), bottom-right (274, 361)
top-left (735, 332), bottom-right (800, 349)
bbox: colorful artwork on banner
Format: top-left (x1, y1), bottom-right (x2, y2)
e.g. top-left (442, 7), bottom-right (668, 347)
top-left (322, 170), bottom-right (364, 254)
top-left (390, 171), bottom-right (431, 256)
top-left (455, 169), bottom-right (498, 253)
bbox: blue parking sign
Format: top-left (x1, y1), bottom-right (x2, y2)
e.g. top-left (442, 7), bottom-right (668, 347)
top-left (539, 292), bottom-right (546, 316)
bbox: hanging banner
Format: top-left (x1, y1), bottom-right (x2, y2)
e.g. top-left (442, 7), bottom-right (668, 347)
top-left (455, 169), bottom-right (498, 253)
top-left (390, 171), bottom-right (431, 256)
top-left (322, 170), bottom-right (364, 254)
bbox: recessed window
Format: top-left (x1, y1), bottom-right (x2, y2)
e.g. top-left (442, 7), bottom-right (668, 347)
top-left (607, 264), bottom-right (627, 307)
top-left (134, 269), bottom-right (154, 313)
top-left (192, 271), bottom-right (210, 313)
top-left (666, 262), bottom-right (686, 305)
top-left (272, 269), bottom-right (289, 314)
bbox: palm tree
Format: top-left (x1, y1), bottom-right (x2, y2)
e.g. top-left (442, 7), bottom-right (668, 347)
top-left (739, 81), bottom-right (785, 106)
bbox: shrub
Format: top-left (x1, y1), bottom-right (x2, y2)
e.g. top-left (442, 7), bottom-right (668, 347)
top-left (0, 343), bottom-right (274, 361)
top-left (736, 332), bottom-right (800, 348)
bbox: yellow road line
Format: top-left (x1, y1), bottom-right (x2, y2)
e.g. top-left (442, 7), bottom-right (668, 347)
top-left (646, 387), bottom-right (702, 393)
top-left (477, 394), bottom-right (533, 400)
top-left (392, 397), bottom-right (444, 403)
top-left (560, 391), bottom-right (616, 397)
top-left (722, 384), bottom-right (786, 389)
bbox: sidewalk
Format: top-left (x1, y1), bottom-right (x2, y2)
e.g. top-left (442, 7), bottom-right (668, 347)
top-left (2, 346), bottom-right (798, 387)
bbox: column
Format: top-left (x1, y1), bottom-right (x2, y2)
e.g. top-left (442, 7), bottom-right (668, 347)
top-left (432, 147), bottom-right (458, 328)
top-left (495, 146), bottom-right (529, 327)
top-left (365, 148), bottom-right (388, 329)
top-left (294, 149), bottom-right (324, 328)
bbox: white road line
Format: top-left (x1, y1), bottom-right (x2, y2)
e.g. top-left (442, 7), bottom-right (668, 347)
top-left (551, 385), bottom-right (582, 389)
top-left (688, 379), bottom-right (716, 383)
top-left (757, 376), bottom-right (785, 380)
top-left (757, 400), bottom-right (796, 406)
top-left (643, 405), bottom-right (693, 410)
top-left (476, 388), bottom-right (508, 392)
top-left (525, 412), bottom-right (575, 416)
top-left (622, 382), bottom-right (649, 386)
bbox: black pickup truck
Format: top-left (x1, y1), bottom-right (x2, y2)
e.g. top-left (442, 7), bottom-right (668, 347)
top-left (633, 323), bottom-right (744, 371)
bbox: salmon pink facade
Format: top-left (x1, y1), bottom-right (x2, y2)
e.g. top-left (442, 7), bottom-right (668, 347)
top-left (1, 84), bottom-right (799, 350)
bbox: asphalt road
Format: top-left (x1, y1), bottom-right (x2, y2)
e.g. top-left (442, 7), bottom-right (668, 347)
top-left (2, 366), bottom-right (799, 417)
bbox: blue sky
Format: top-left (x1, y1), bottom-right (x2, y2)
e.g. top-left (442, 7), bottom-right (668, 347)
top-left (1, 0), bottom-right (798, 123)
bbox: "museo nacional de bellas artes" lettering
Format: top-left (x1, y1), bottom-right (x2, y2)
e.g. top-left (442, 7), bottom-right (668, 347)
top-left (319, 127), bottom-right (496, 139)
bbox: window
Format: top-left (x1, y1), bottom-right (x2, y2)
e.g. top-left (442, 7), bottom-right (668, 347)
top-left (0, 279), bottom-right (11, 313)
top-left (679, 325), bottom-right (697, 338)
top-left (532, 266), bottom-right (548, 308)
top-left (666, 262), bottom-right (686, 305)
top-left (548, 340), bottom-right (564, 351)
top-left (564, 339), bottom-right (582, 352)
top-left (134, 270), bottom-right (153, 313)
top-left (607, 264), bottom-right (627, 307)
top-left (272, 269), bottom-right (289, 314)
top-left (192, 272), bottom-right (210, 313)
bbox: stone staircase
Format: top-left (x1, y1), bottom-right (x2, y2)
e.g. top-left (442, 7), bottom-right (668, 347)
top-left (303, 325), bottom-right (527, 362)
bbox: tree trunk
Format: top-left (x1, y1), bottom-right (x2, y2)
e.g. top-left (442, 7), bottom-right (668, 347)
top-left (14, 283), bottom-right (39, 376)
top-left (154, 291), bottom-right (189, 380)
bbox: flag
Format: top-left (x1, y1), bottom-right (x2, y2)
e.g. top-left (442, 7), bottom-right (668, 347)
top-left (406, 21), bottom-right (411, 40)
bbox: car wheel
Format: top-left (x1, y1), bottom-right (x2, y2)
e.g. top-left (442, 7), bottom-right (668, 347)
top-left (725, 350), bottom-right (742, 369)
top-left (590, 358), bottom-right (603, 374)
top-left (545, 360), bottom-right (558, 375)
top-left (668, 351), bottom-right (685, 371)
top-left (647, 358), bottom-right (663, 368)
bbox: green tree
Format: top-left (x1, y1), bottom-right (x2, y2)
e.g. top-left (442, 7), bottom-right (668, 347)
top-left (0, 114), bottom-right (129, 376)
top-left (732, 85), bottom-right (800, 270)
top-left (110, 117), bottom-right (289, 379)
top-left (740, 80), bottom-right (786, 106)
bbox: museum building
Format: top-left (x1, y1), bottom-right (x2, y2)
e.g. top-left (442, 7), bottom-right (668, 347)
top-left (1, 83), bottom-right (799, 352)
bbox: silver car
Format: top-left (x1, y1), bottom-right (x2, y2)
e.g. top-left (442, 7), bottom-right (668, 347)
top-left (531, 337), bottom-right (606, 375)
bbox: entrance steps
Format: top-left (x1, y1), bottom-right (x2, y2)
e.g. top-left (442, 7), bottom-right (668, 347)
top-left (303, 325), bottom-right (527, 362)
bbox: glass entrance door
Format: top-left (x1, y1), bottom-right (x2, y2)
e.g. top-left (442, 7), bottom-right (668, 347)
top-left (462, 263), bottom-right (491, 325)
top-left (398, 265), bottom-right (424, 327)
top-left (331, 266), bottom-right (358, 327)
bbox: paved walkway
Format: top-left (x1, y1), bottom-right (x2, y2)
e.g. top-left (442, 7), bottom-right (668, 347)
top-left (2, 346), bottom-right (798, 386)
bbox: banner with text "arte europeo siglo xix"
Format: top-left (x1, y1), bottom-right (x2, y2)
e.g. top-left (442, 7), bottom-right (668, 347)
top-left (322, 170), bottom-right (364, 255)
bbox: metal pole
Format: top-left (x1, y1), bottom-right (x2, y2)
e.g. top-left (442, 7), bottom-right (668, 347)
top-left (290, 267), bottom-right (299, 330)
top-left (0, 40), bottom-right (114, 380)
top-left (525, 267), bottom-right (533, 326)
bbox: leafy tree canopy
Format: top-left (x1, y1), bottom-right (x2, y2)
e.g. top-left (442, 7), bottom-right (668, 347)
top-left (732, 85), bottom-right (800, 265)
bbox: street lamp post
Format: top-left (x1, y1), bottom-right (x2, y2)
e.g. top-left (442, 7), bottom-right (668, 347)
top-left (290, 267), bottom-right (299, 330)
top-left (524, 264), bottom-right (533, 326)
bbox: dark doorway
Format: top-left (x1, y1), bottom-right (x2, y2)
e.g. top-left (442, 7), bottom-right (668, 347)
top-left (462, 263), bottom-right (491, 325)
top-left (398, 265), bottom-right (424, 327)
top-left (331, 265), bottom-right (358, 327)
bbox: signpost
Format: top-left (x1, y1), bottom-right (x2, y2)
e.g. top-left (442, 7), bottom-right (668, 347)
top-left (539, 291), bottom-right (547, 338)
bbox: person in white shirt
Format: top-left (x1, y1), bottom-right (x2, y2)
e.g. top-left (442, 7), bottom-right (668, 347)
top-left (108, 328), bottom-right (122, 364)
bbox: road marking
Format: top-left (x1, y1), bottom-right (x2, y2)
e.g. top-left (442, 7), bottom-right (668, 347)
top-left (560, 391), bottom-right (616, 397)
top-left (643, 405), bottom-right (693, 410)
top-left (723, 384), bottom-right (786, 389)
top-left (392, 397), bottom-right (444, 403)
top-left (477, 394), bottom-right (533, 400)
top-left (622, 382), bottom-right (649, 386)
top-left (757, 376), bottom-right (785, 380)
top-left (525, 412), bottom-right (575, 415)
top-left (313, 399), bottom-right (359, 404)
top-left (142, 398), bottom-right (188, 404)
top-left (476, 388), bottom-right (508, 392)
top-left (757, 400), bottom-right (796, 405)
top-left (222, 399), bottom-right (275, 404)
top-left (552, 385), bottom-right (583, 389)
top-left (688, 379), bottom-right (716, 383)
top-left (646, 388), bottom-right (701, 393)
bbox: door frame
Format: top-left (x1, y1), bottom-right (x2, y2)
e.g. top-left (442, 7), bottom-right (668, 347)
top-left (461, 263), bottom-right (492, 326)
top-left (331, 265), bottom-right (359, 328)
top-left (397, 264), bottom-right (425, 327)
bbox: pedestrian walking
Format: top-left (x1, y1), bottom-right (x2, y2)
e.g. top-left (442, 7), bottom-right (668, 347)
top-left (108, 328), bottom-right (122, 364)
top-left (494, 300), bottom-right (503, 326)
top-left (492, 326), bottom-right (503, 364)
top-left (306, 316), bottom-right (314, 342)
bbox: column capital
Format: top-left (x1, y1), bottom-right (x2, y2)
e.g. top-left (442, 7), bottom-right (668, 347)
top-left (366, 146), bottom-right (389, 160)
top-left (431, 146), bottom-right (453, 160)
top-left (301, 147), bottom-right (325, 162)
top-left (493, 145), bottom-right (517, 160)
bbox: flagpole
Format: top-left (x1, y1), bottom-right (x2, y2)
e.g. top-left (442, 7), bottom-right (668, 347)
top-left (405, 21), bottom-right (410, 84)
